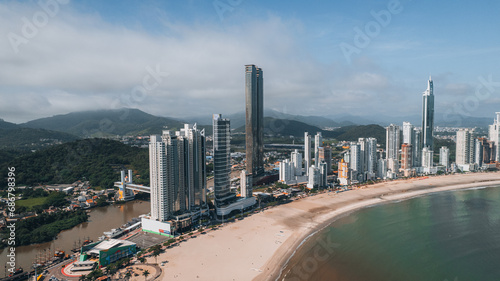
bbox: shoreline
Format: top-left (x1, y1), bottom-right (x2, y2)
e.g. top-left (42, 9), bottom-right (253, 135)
top-left (152, 172), bottom-right (500, 281)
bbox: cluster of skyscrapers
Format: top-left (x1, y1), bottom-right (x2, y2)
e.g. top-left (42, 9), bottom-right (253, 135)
top-left (148, 65), bottom-right (264, 231)
top-left (338, 77), bottom-right (440, 184)
top-left (279, 131), bottom-right (332, 189)
top-left (454, 112), bottom-right (500, 171)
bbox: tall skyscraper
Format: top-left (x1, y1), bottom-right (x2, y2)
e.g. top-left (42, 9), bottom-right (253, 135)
top-left (245, 64), bottom-right (264, 177)
top-left (304, 132), bottom-right (311, 175)
top-left (456, 129), bottom-right (474, 165)
top-left (213, 114), bottom-right (234, 206)
top-left (149, 124), bottom-right (206, 222)
top-left (422, 77), bottom-right (434, 150)
top-left (402, 122), bottom-right (414, 145)
top-left (366, 138), bottom-right (378, 178)
top-left (488, 112), bottom-right (500, 162)
top-left (386, 124), bottom-right (401, 161)
top-left (413, 128), bottom-right (422, 167)
top-left (314, 132), bottom-right (322, 164)
top-left (386, 124), bottom-right (400, 173)
top-left (240, 170), bottom-right (252, 198)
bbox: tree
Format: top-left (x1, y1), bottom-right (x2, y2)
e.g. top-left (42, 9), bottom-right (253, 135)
top-left (152, 248), bottom-right (161, 264)
top-left (125, 271), bottom-right (132, 281)
top-left (138, 257), bottom-right (146, 263)
top-left (142, 270), bottom-right (150, 280)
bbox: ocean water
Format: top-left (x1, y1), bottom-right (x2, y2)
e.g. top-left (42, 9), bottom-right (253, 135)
top-left (281, 186), bottom-right (500, 281)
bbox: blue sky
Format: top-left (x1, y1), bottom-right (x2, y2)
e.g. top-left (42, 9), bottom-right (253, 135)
top-left (1, 0), bottom-right (499, 123)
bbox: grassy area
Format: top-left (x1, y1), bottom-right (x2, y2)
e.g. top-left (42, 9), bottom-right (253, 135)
top-left (15, 197), bottom-right (47, 208)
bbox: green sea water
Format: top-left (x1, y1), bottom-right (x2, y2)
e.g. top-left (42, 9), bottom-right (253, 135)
top-left (282, 186), bottom-right (500, 281)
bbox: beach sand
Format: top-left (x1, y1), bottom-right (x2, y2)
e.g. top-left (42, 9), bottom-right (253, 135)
top-left (151, 172), bottom-right (500, 281)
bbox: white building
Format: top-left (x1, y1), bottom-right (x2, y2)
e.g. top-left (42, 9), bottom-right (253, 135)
top-left (488, 112), bottom-right (500, 162)
top-left (240, 170), bottom-right (252, 198)
top-left (314, 132), bottom-right (322, 165)
top-left (439, 146), bottom-right (450, 169)
top-left (307, 165), bottom-right (320, 189)
top-left (386, 124), bottom-right (401, 164)
top-left (456, 129), bottom-right (474, 165)
top-left (304, 132), bottom-right (311, 175)
top-left (291, 149), bottom-right (303, 176)
top-left (149, 124), bottom-right (207, 222)
top-left (279, 159), bottom-right (293, 183)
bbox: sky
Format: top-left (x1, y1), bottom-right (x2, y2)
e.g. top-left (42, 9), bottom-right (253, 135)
top-left (1, 0), bottom-right (500, 124)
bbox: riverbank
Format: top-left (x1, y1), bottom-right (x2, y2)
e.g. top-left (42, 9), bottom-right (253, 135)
top-left (151, 172), bottom-right (500, 281)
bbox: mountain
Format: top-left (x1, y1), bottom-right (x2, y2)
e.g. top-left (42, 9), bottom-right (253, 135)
top-left (0, 119), bottom-right (19, 130)
top-left (21, 108), bottom-right (184, 137)
top-left (0, 128), bottom-right (79, 150)
top-left (329, 124), bottom-right (386, 146)
top-left (234, 117), bottom-right (324, 137)
top-left (0, 138), bottom-right (149, 189)
top-left (187, 109), bottom-right (351, 129)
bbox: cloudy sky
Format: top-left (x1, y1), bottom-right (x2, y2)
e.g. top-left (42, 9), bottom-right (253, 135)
top-left (1, 0), bottom-right (500, 123)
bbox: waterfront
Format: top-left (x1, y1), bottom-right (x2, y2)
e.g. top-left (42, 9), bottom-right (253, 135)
top-left (0, 200), bottom-right (150, 276)
top-left (281, 186), bottom-right (500, 281)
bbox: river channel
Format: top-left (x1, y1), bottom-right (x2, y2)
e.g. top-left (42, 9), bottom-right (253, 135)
top-left (0, 200), bottom-right (150, 276)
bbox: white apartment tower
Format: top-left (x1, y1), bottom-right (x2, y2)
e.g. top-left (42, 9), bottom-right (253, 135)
top-left (489, 112), bottom-right (500, 162)
top-left (149, 124), bottom-right (206, 222)
top-left (439, 146), bottom-right (450, 168)
top-left (304, 132), bottom-right (312, 175)
top-left (314, 132), bottom-right (322, 165)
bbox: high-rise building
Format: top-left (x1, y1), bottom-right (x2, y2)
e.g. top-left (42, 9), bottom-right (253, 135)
top-left (474, 140), bottom-right (483, 167)
top-left (304, 132), bottom-right (311, 175)
top-left (149, 124), bottom-right (206, 222)
top-left (318, 146), bottom-right (332, 174)
top-left (386, 124), bottom-right (401, 163)
top-left (422, 77), bottom-right (434, 150)
top-left (488, 112), bottom-right (500, 162)
top-left (422, 147), bottom-right (434, 169)
top-left (213, 114), bottom-right (235, 206)
top-left (279, 159), bottom-right (293, 183)
top-left (401, 143), bottom-right (413, 170)
top-left (314, 132), bottom-right (322, 164)
top-left (456, 129), bottom-right (474, 165)
top-left (440, 146), bottom-right (450, 168)
top-left (307, 165), bottom-right (320, 189)
top-left (402, 122), bottom-right (415, 166)
top-left (413, 128), bottom-right (422, 167)
top-left (240, 170), bottom-right (252, 198)
top-left (245, 64), bottom-right (264, 177)
top-left (366, 138), bottom-right (378, 178)
top-left (291, 149), bottom-right (303, 176)
top-left (338, 159), bottom-right (350, 185)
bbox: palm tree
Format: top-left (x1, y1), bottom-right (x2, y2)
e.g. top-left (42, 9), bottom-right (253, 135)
top-left (142, 270), bottom-right (150, 280)
top-left (125, 271), bottom-right (132, 281)
top-left (138, 257), bottom-right (146, 263)
top-left (152, 249), bottom-right (160, 264)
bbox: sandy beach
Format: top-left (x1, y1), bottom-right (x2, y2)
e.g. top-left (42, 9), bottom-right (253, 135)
top-left (151, 172), bottom-right (500, 281)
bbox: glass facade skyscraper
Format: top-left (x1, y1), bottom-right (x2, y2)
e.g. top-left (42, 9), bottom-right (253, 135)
top-left (245, 64), bottom-right (264, 177)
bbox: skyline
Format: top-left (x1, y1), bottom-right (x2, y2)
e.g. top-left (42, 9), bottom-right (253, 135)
top-left (1, 1), bottom-right (500, 124)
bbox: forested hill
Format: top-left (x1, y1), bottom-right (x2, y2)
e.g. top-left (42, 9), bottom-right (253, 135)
top-left (0, 138), bottom-right (149, 189)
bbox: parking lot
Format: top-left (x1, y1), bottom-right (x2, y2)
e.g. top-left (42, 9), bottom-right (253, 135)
top-left (126, 231), bottom-right (169, 249)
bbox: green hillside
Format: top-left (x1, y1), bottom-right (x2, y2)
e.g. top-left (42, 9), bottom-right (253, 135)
top-left (331, 124), bottom-right (386, 145)
top-left (0, 138), bottom-right (149, 189)
top-left (0, 128), bottom-right (80, 150)
top-left (21, 108), bottom-right (184, 137)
